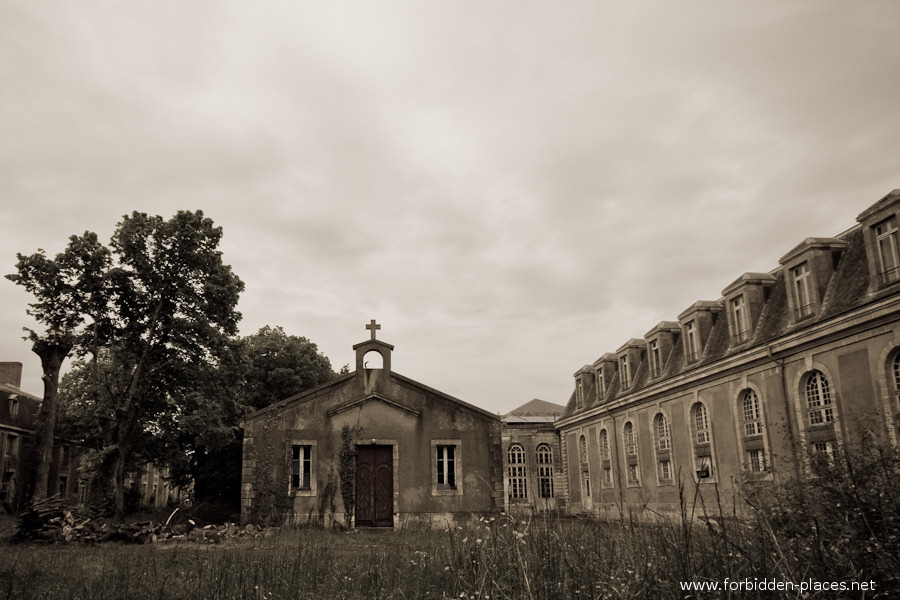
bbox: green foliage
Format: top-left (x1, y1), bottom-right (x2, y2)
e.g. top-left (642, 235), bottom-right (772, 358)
top-left (338, 425), bottom-right (361, 526)
top-left (240, 325), bottom-right (335, 411)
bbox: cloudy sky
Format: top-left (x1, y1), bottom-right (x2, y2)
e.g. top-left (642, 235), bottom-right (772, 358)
top-left (2, 1), bottom-right (898, 414)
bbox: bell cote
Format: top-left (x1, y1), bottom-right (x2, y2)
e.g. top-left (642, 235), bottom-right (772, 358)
top-left (353, 319), bottom-right (394, 377)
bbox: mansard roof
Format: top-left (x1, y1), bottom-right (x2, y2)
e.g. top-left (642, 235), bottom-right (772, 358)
top-left (560, 209), bottom-right (883, 423)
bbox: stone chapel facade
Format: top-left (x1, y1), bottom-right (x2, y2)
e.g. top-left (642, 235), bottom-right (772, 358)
top-left (240, 322), bottom-right (504, 527)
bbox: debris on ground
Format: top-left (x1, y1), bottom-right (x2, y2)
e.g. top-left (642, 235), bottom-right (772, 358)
top-left (12, 496), bottom-right (273, 544)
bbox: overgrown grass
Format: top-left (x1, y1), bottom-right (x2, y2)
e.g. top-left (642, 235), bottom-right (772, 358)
top-left (2, 444), bottom-right (899, 599)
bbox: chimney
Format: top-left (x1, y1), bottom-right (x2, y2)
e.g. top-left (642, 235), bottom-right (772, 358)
top-left (0, 362), bottom-right (23, 388)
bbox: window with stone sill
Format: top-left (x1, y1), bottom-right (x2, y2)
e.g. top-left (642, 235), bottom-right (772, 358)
top-left (626, 463), bottom-right (640, 486)
top-left (693, 403), bottom-right (710, 445)
top-left (624, 422), bottom-right (637, 457)
top-left (746, 448), bottom-right (766, 473)
top-left (685, 320), bottom-right (699, 362)
top-left (654, 413), bottom-right (670, 451)
top-left (291, 445), bottom-right (312, 491)
top-left (436, 444), bottom-right (457, 490)
top-left (620, 356), bottom-right (630, 387)
top-left (598, 429), bottom-right (610, 461)
top-left (536, 443), bottom-right (554, 499)
top-left (806, 370), bottom-right (834, 425)
top-left (741, 389), bottom-right (763, 437)
top-left (508, 444), bottom-right (527, 501)
top-left (649, 339), bottom-right (661, 377)
top-left (658, 459), bottom-right (672, 482)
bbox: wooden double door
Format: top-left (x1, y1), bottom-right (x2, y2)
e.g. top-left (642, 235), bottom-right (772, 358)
top-left (355, 445), bottom-right (393, 527)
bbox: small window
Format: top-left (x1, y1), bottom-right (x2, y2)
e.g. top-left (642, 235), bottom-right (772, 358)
top-left (649, 340), bottom-right (661, 377)
top-left (58, 475), bottom-right (68, 497)
top-left (598, 429), bottom-right (610, 461)
top-left (658, 459), bottom-right (672, 481)
top-left (806, 370), bottom-right (833, 425)
top-left (536, 443), bottom-right (554, 499)
top-left (291, 445), bottom-right (312, 490)
top-left (602, 467), bottom-right (612, 487)
top-left (626, 463), bottom-right (640, 486)
top-left (746, 449), bottom-right (766, 473)
top-left (811, 440), bottom-right (835, 465)
top-left (8, 398), bottom-right (18, 419)
top-left (5, 435), bottom-right (18, 458)
top-left (791, 262), bottom-right (814, 319)
top-left (685, 321), bottom-right (699, 362)
top-left (508, 444), bottom-right (527, 501)
top-left (731, 295), bottom-right (750, 343)
top-left (741, 390), bottom-right (762, 436)
top-left (436, 445), bottom-right (456, 490)
top-left (654, 413), bottom-right (670, 451)
top-left (693, 403), bottom-right (710, 445)
top-left (875, 217), bottom-right (900, 284)
top-left (583, 476), bottom-right (592, 499)
top-left (624, 422), bottom-right (637, 457)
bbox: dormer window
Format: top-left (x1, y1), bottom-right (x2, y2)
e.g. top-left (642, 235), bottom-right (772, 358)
top-left (791, 262), bottom-right (814, 319)
top-left (620, 355), bottom-right (630, 387)
top-left (7, 398), bottom-right (18, 419)
top-left (576, 380), bottom-right (584, 408)
top-left (685, 321), bottom-right (698, 362)
top-left (649, 340), bottom-right (660, 378)
top-left (731, 295), bottom-right (750, 343)
top-left (875, 217), bottom-right (900, 284)
top-left (595, 367), bottom-right (604, 399)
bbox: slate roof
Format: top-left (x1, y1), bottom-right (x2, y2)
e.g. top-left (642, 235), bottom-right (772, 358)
top-left (560, 219), bottom-right (888, 421)
top-left (503, 398), bottom-right (566, 423)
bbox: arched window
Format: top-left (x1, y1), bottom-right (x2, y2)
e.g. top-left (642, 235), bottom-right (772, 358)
top-left (599, 429), bottom-right (610, 461)
top-left (508, 444), bottom-right (527, 501)
top-left (806, 370), bottom-right (833, 425)
top-left (624, 422), bottom-right (637, 457)
top-left (579, 435), bottom-right (588, 464)
top-left (654, 413), bottom-right (670, 451)
top-left (892, 352), bottom-right (900, 392)
top-left (693, 403), bottom-right (710, 444)
top-left (536, 443), bottom-right (554, 499)
top-left (741, 390), bottom-right (762, 436)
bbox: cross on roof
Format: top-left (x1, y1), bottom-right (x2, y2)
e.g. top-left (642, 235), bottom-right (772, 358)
top-left (366, 319), bottom-right (381, 340)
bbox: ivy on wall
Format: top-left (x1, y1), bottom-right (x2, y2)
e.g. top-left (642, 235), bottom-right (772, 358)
top-left (339, 424), bottom-right (362, 527)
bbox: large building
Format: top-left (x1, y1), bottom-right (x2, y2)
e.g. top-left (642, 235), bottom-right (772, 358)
top-left (556, 189), bottom-right (900, 517)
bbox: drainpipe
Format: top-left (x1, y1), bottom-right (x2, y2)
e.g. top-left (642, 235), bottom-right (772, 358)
top-left (766, 344), bottom-right (801, 478)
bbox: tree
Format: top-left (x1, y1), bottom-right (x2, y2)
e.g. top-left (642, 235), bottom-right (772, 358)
top-left (5, 233), bottom-right (110, 501)
top-left (241, 325), bottom-right (335, 410)
top-left (94, 210), bottom-right (244, 518)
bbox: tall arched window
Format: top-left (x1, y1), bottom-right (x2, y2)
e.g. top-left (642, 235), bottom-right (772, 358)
top-left (892, 352), bottom-right (900, 392)
top-left (578, 434), bottom-right (588, 464)
top-left (624, 421), bottom-right (640, 485)
top-left (508, 444), bottom-right (527, 501)
top-left (806, 370), bottom-right (833, 425)
top-left (742, 389), bottom-right (762, 436)
top-left (536, 443), bottom-right (554, 499)
top-left (599, 428), bottom-right (613, 488)
top-left (653, 413), bottom-right (672, 483)
top-left (691, 402), bottom-right (713, 479)
top-left (624, 422), bottom-right (637, 457)
top-left (693, 403), bottom-right (710, 444)
top-left (654, 413), bottom-right (670, 450)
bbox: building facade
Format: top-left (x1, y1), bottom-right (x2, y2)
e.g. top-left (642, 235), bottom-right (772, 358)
top-left (0, 362), bottom-right (82, 512)
top-left (556, 189), bottom-right (900, 517)
top-left (241, 323), bottom-right (504, 528)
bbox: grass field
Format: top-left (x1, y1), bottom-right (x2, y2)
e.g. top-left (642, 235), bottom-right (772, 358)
top-left (3, 446), bottom-right (899, 599)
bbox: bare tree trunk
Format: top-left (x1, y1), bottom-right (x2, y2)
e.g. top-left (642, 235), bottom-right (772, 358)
top-left (30, 334), bottom-right (74, 502)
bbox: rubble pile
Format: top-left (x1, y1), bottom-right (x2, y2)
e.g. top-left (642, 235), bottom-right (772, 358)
top-left (13, 497), bottom-right (270, 544)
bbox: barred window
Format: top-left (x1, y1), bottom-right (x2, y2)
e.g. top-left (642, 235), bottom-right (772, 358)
top-left (508, 444), bottom-right (527, 501)
top-left (806, 370), bottom-right (833, 425)
top-left (742, 389), bottom-right (762, 436)
top-left (536, 443), bottom-right (554, 499)
top-left (437, 445), bottom-right (457, 489)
